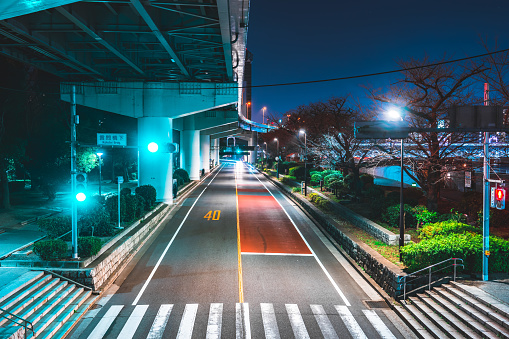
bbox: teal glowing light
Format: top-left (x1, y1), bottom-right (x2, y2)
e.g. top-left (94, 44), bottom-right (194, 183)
top-left (148, 142), bottom-right (159, 153)
top-left (76, 192), bottom-right (86, 202)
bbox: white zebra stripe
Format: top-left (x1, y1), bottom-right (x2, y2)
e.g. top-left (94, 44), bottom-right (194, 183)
top-left (147, 304), bottom-right (173, 339)
top-left (206, 303), bottom-right (223, 339)
top-left (236, 303), bottom-right (251, 339)
top-left (285, 304), bottom-right (310, 339)
top-left (177, 304), bottom-right (198, 339)
top-left (335, 305), bottom-right (367, 339)
top-left (311, 305), bottom-right (339, 339)
top-left (363, 310), bottom-right (397, 339)
top-left (87, 305), bottom-right (123, 339)
top-left (117, 305), bottom-right (148, 339)
top-left (261, 303), bottom-right (280, 339)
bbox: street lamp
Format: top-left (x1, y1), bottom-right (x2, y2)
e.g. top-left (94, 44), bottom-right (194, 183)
top-left (299, 130), bottom-right (307, 196)
top-left (97, 151), bottom-right (103, 196)
top-left (262, 106), bottom-right (267, 124)
top-left (386, 109), bottom-right (405, 258)
top-left (274, 138), bottom-right (279, 179)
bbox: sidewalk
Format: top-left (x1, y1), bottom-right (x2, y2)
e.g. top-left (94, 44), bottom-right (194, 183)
top-left (0, 179), bottom-right (139, 259)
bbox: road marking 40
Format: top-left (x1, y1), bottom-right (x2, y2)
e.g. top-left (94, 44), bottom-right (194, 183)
top-left (204, 210), bottom-right (221, 220)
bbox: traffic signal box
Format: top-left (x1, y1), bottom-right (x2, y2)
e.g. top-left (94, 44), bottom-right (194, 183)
top-left (75, 172), bottom-right (87, 201)
top-left (495, 187), bottom-right (506, 210)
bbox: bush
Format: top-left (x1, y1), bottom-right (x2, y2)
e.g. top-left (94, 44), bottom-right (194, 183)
top-left (311, 173), bottom-right (323, 183)
top-left (404, 187), bottom-right (424, 206)
top-left (309, 193), bottom-right (331, 211)
top-left (324, 172), bottom-right (343, 187)
top-left (78, 237), bottom-right (102, 257)
top-left (401, 233), bottom-right (509, 273)
top-left (289, 166), bottom-right (305, 179)
top-left (418, 220), bottom-right (480, 240)
top-left (78, 202), bottom-right (113, 236)
top-left (381, 204), bottom-right (417, 229)
top-left (413, 206), bottom-right (440, 228)
top-left (105, 194), bottom-right (126, 223)
top-left (281, 176), bottom-right (297, 186)
top-left (174, 168), bottom-right (190, 186)
top-left (292, 187), bottom-right (301, 193)
top-left (123, 194), bottom-right (146, 222)
top-left (33, 239), bottom-right (68, 260)
top-left (37, 215), bottom-right (71, 239)
top-left (364, 186), bottom-right (384, 199)
top-left (120, 187), bottom-right (132, 196)
top-left (385, 191), bottom-right (400, 204)
top-left (457, 191), bottom-right (482, 217)
top-left (135, 185), bottom-right (157, 210)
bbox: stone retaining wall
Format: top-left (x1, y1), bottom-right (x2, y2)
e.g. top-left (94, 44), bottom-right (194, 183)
top-left (270, 177), bottom-right (405, 297)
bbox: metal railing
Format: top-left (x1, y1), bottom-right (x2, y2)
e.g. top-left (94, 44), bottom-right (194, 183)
top-left (399, 258), bottom-right (464, 300)
top-left (0, 307), bottom-right (34, 339)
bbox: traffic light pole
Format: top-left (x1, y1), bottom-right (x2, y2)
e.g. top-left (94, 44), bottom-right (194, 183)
top-left (482, 131), bottom-right (490, 281)
top-left (70, 85), bottom-right (78, 259)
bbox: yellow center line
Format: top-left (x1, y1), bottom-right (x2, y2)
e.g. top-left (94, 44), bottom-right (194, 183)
top-left (235, 163), bottom-right (244, 303)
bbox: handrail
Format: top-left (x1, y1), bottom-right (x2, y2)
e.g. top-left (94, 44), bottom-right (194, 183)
top-left (0, 307), bottom-right (34, 339)
top-left (37, 269), bottom-right (93, 291)
top-left (399, 258), bottom-right (464, 300)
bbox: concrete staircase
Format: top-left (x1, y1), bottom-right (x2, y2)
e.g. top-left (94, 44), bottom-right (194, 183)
top-left (397, 281), bottom-right (509, 339)
top-left (0, 270), bottom-right (97, 339)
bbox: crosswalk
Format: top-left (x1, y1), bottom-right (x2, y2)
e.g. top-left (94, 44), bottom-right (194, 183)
top-left (83, 303), bottom-right (400, 339)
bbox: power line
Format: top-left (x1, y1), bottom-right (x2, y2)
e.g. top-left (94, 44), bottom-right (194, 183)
top-left (0, 47), bottom-right (508, 94)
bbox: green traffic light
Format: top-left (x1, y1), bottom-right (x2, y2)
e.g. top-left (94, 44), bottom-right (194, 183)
top-left (148, 142), bottom-right (159, 153)
top-left (76, 192), bottom-right (86, 202)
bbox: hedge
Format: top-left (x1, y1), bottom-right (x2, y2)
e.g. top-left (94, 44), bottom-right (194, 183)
top-left (33, 239), bottom-right (68, 260)
top-left (37, 215), bottom-right (71, 239)
top-left (78, 236), bottom-right (102, 257)
top-left (381, 204), bottom-right (417, 229)
top-left (135, 185), bottom-right (157, 210)
top-left (418, 221), bottom-right (479, 240)
top-left (309, 193), bottom-right (331, 211)
top-left (401, 233), bottom-right (509, 273)
top-left (174, 168), bottom-right (190, 186)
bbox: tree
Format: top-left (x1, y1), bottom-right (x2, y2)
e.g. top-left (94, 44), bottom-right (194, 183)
top-left (369, 55), bottom-right (487, 211)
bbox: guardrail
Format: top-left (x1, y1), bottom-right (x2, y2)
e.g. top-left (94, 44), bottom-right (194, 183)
top-left (0, 307), bottom-right (34, 339)
top-left (399, 258), bottom-right (464, 300)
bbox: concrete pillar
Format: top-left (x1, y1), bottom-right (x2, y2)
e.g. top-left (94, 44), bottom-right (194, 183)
top-left (213, 138), bottom-right (220, 167)
top-left (138, 117), bottom-right (173, 202)
top-left (181, 116), bottom-right (201, 180)
top-left (200, 133), bottom-right (211, 173)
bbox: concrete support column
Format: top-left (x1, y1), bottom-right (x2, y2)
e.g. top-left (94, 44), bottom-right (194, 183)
top-left (181, 116), bottom-right (201, 180)
top-left (250, 134), bottom-right (257, 165)
top-left (212, 138), bottom-right (220, 167)
top-left (200, 133), bottom-right (210, 173)
top-left (138, 117), bottom-right (173, 202)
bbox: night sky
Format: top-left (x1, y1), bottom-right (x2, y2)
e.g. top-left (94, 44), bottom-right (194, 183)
top-left (247, 0), bottom-right (509, 122)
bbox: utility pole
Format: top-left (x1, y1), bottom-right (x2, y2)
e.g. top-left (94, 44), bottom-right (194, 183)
top-left (71, 85), bottom-right (78, 259)
top-left (482, 83), bottom-right (490, 281)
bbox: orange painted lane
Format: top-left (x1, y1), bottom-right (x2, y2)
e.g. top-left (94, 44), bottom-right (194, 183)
top-left (238, 193), bottom-right (311, 254)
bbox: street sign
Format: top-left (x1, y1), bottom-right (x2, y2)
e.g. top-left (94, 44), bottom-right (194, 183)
top-left (491, 187), bottom-right (496, 208)
top-left (465, 171), bottom-right (471, 188)
top-left (354, 120), bottom-right (410, 139)
top-left (117, 176), bottom-right (124, 184)
top-left (97, 133), bottom-right (127, 146)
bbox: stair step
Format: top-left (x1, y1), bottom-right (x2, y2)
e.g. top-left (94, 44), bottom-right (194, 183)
top-left (424, 290), bottom-right (497, 339)
top-left (0, 275), bottom-right (55, 315)
top-left (403, 298), bottom-right (452, 339)
top-left (451, 281), bottom-right (509, 319)
top-left (442, 284), bottom-right (509, 332)
top-left (435, 287), bottom-right (509, 338)
top-left (30, 287), bottom-right (85, 337)
top-left (37, 291), bottom-right (95, 339)
top-left (393, 304), bottom-right (436, 339)
top-left (0, 271), bottom-right (44, 304)
top-left (17, 281), bottom-right (69, 324)
top-left (0, 278), bottom-right (62, 327)
top-left (411, 295), bottom-right (468, 339)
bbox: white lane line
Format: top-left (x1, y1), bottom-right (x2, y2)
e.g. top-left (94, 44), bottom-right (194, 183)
top-left (248, 165), bottom-right (350, 306)
top-left (335, 305), bottom-right (367, 339)
top-left (177, 303), bottom-right (199, 339)
top-left (206, 303), bottom-right (223, 339)
top-left (363, 310), bottom-right (397, 339)
top-left (236, 303), bottom-right (251, 339)
top-left (241, 252), bottom-right (314, 257)
top-left (311, 305), bottom-right (339, 339)
top-left (117, 304), bottom-right (148, 339)
top-left (261, 303), bottom-right (280, 339)
top-left (87, 305), bottom-right (123, 339)
top-left (285, 304), bottom-right (310, 339)
top-left (147, 304), bottom-right (173, 339)
top-left (132, 166), bottom-right (224, 305)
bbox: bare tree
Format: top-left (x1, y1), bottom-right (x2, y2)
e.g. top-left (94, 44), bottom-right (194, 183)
top-left (368, 56), bottom-right (487, 210)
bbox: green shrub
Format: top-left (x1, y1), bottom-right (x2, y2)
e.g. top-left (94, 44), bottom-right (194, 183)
top-left (309, 193), bottom-right (331, 211)
top-left (120, 187), bottom-right (132, 196)
top-left (37, 215), bottom-right (71, 238)
top-left (78, 202), bottom-right (113, 237)
top-left (413, 206), bottom-right (440, 228)
top-left (78, 237), bottom-right (102, 257)
top-left (289, 166), bottom-right (305, 179)
top-left (364, 186), bottom-right (384, 199)
top-left (105, 194), bottom-right (125, 223)
top-left (404, 187), bottom-right (424, 206)
top-left (385, 191), bottom-right (400, 204)
top-left (33, 239), bottom-right (68, 260)
top-left (418, 220), bottom-right (480, 240)
top-left (457, 191), bottom-right (482, 217)
top-left (281, 176), bottom-right (297, 186)
top-left (292, 187), bottom-right (301, 193)
top-left (123, 194), bottom-right (146, 222)
top-left (311, 173), bottom-right (323, 183)
top-left (174, 168), bottom-right (190, 186)
top-left (381, 204), bottom-right (417, 228)
top-left (401, 233), bottom-right (509, 273)
top-left (324, 172), bottom-right (343, 187)
top-left (135, 185), bottom-right (157, 210)
top-left (359, 174), bottom-right (374, 190)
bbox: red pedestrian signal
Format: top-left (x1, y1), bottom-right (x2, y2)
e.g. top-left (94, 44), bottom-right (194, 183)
top-left (495, 187), bottom-right (506, 210)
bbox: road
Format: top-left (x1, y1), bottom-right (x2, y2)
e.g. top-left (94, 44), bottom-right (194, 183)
top-left (69, 161), bottom-right (415, 338)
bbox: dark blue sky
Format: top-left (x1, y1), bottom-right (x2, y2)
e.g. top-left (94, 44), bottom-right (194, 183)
top-left (247, 0), bottom-right (509, 122)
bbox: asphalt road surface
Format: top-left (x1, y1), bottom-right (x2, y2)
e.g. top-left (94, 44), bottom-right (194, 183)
top-left (69, 161), bottom-right (416, 339)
